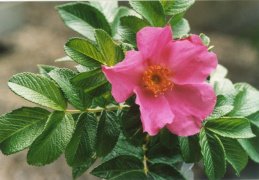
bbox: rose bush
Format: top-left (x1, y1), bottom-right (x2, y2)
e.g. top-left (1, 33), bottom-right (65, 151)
top-left (1, 1), bottom-right (259, 180)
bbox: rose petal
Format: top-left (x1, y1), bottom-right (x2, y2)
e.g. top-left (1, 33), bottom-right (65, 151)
top-left (166, 83), bottom-right (216, 136)
top-left (188, 34), bottom-right (205, 45)
top-left (134, 87), bottom-right (174, 136)
top-left (163, 35), bottom-right (217, 84)
top-left (102, 51), bottom-right (146, 102)
top-left (136, 26), bottom-right (173, 62)
top-left (167, 108), bottom-right (202, 136)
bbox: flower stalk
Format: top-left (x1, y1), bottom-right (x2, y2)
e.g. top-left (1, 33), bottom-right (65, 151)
top-left (65, 104), bottom-right (130, 113)
top-left (143, 135), bottom-right (150, 175)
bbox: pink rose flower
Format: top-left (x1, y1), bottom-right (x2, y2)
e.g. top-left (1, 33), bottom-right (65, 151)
top-left (102, 26), bottom-right (217, 136)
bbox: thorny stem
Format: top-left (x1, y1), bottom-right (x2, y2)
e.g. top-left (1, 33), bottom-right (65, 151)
top-left (65, 104), bottom-right (130, 113)
top-left (143, 135), bottom-right (150, 175)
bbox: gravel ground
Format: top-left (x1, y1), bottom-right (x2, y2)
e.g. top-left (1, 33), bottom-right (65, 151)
top-left (0, 2), bottom-right (259, 180)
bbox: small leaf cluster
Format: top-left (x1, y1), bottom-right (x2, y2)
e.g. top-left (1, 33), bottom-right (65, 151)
top-left (196, 64), bottom-right (259, 180)
top-left (1, 1), bottom-right (259, 180)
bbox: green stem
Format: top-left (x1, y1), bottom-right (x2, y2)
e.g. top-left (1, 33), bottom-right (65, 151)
top-left (143, 135), bottom-right (150, 175)
top-left (65, 104), bottom-right (130, 113)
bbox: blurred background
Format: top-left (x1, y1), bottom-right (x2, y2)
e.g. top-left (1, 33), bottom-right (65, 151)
top-left (0, 1), bottom-right (259, 180)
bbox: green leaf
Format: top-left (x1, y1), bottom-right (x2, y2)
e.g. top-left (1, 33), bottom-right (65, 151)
top-left (83, 81), bottom-right (109, 95)
top-left (71, 113), bottom-right (81, 121)
top-left (160, 0), bottom-right (195, 16)
top-left (37, 64), bottom-right (56, 78)
top-left (27, 111), bottom-right (74, 166)
top-left (199, 128), bottom-right (226, 180)
top-left (148, 163), bottom-right (185, 179)
top-left (238, 125), bottom-right (259, 163)
top-left (200, 33), bottom-right (211, 47)
top-left (8, 73), bottom-right (67, 111)
top-left (148, 155), bottom-right (182, 168)
top-left (210, 66), bottom-right (235, 103)
top-left (95, 29), bottom-right (124, 66)
top-left (54, 56), bottom-right (73, 62)
top-left (64, 38), bottom-right (105, 67)
top-left (94, 143), bottom-right (183, 180)
top-left (129, 1), bottom-right (166, 27)
top-left (111, 7), bottom-right (139, 36)
top-left (213, 79), bottom-right (236, 98)
top-left (48, 68), bottom-right (89, 110)
top-left (159, 128), bottom-right (178, 150)
top-left (103, 134), bottom-right (143, 162)
top-left (72, 164), bottom-right (92, 179)
top-left (207, 95), bottom-right (234, 120)
top-left (75, 65), bottom-right (90, 73)
top-left (91, 155), bottom-right (146, 179)
top-left (119, 16), bottom-right (149, 46)
top-left (91, 94), bottom-right (115, 108)
top-left (210, 64), bottom-right (228, 83)
top-left (205, 117), bottom-right (255, 139)
top-left (96, 111), bottom-right (120, 157)
top-left (120, 42), bottom-right (135, 52)
top-left (229, 83), bottom-right (259, 117)
top-left (0, 107), bottom-right (49, 155)
top-left (89, 1), bottom-right (139, 36)
top-left (65, 113), bottom-right (97, 168)
top-left (220, 137), bottom-right (248, 175)
top-left (179, 135), bottom-right (201, 163)
top-left (147, 138), bottom-right (182, 166)
top-left (149, 155), bottom-right (182, 168)
top-left (90, 0), bottom-right (118, 23)
top-left (247, 111), bottom-right (259, 128)
top-left (57, 2), bottom-right (111, 41)
top-left (121, 104), bottom-right (146, 146)
top-left (71, 68), bottom-right (108, 97)
top-left (71, 68), bottom-right (102, 87)
top-left (169, 18), bottom-right (190, 38)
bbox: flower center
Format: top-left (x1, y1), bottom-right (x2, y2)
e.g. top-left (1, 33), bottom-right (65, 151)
top-left (142, 65), bottom-right (173, 97)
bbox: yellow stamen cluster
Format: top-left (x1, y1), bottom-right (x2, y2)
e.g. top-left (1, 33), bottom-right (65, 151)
top-left (142, 65), bottom-right (173, 97)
